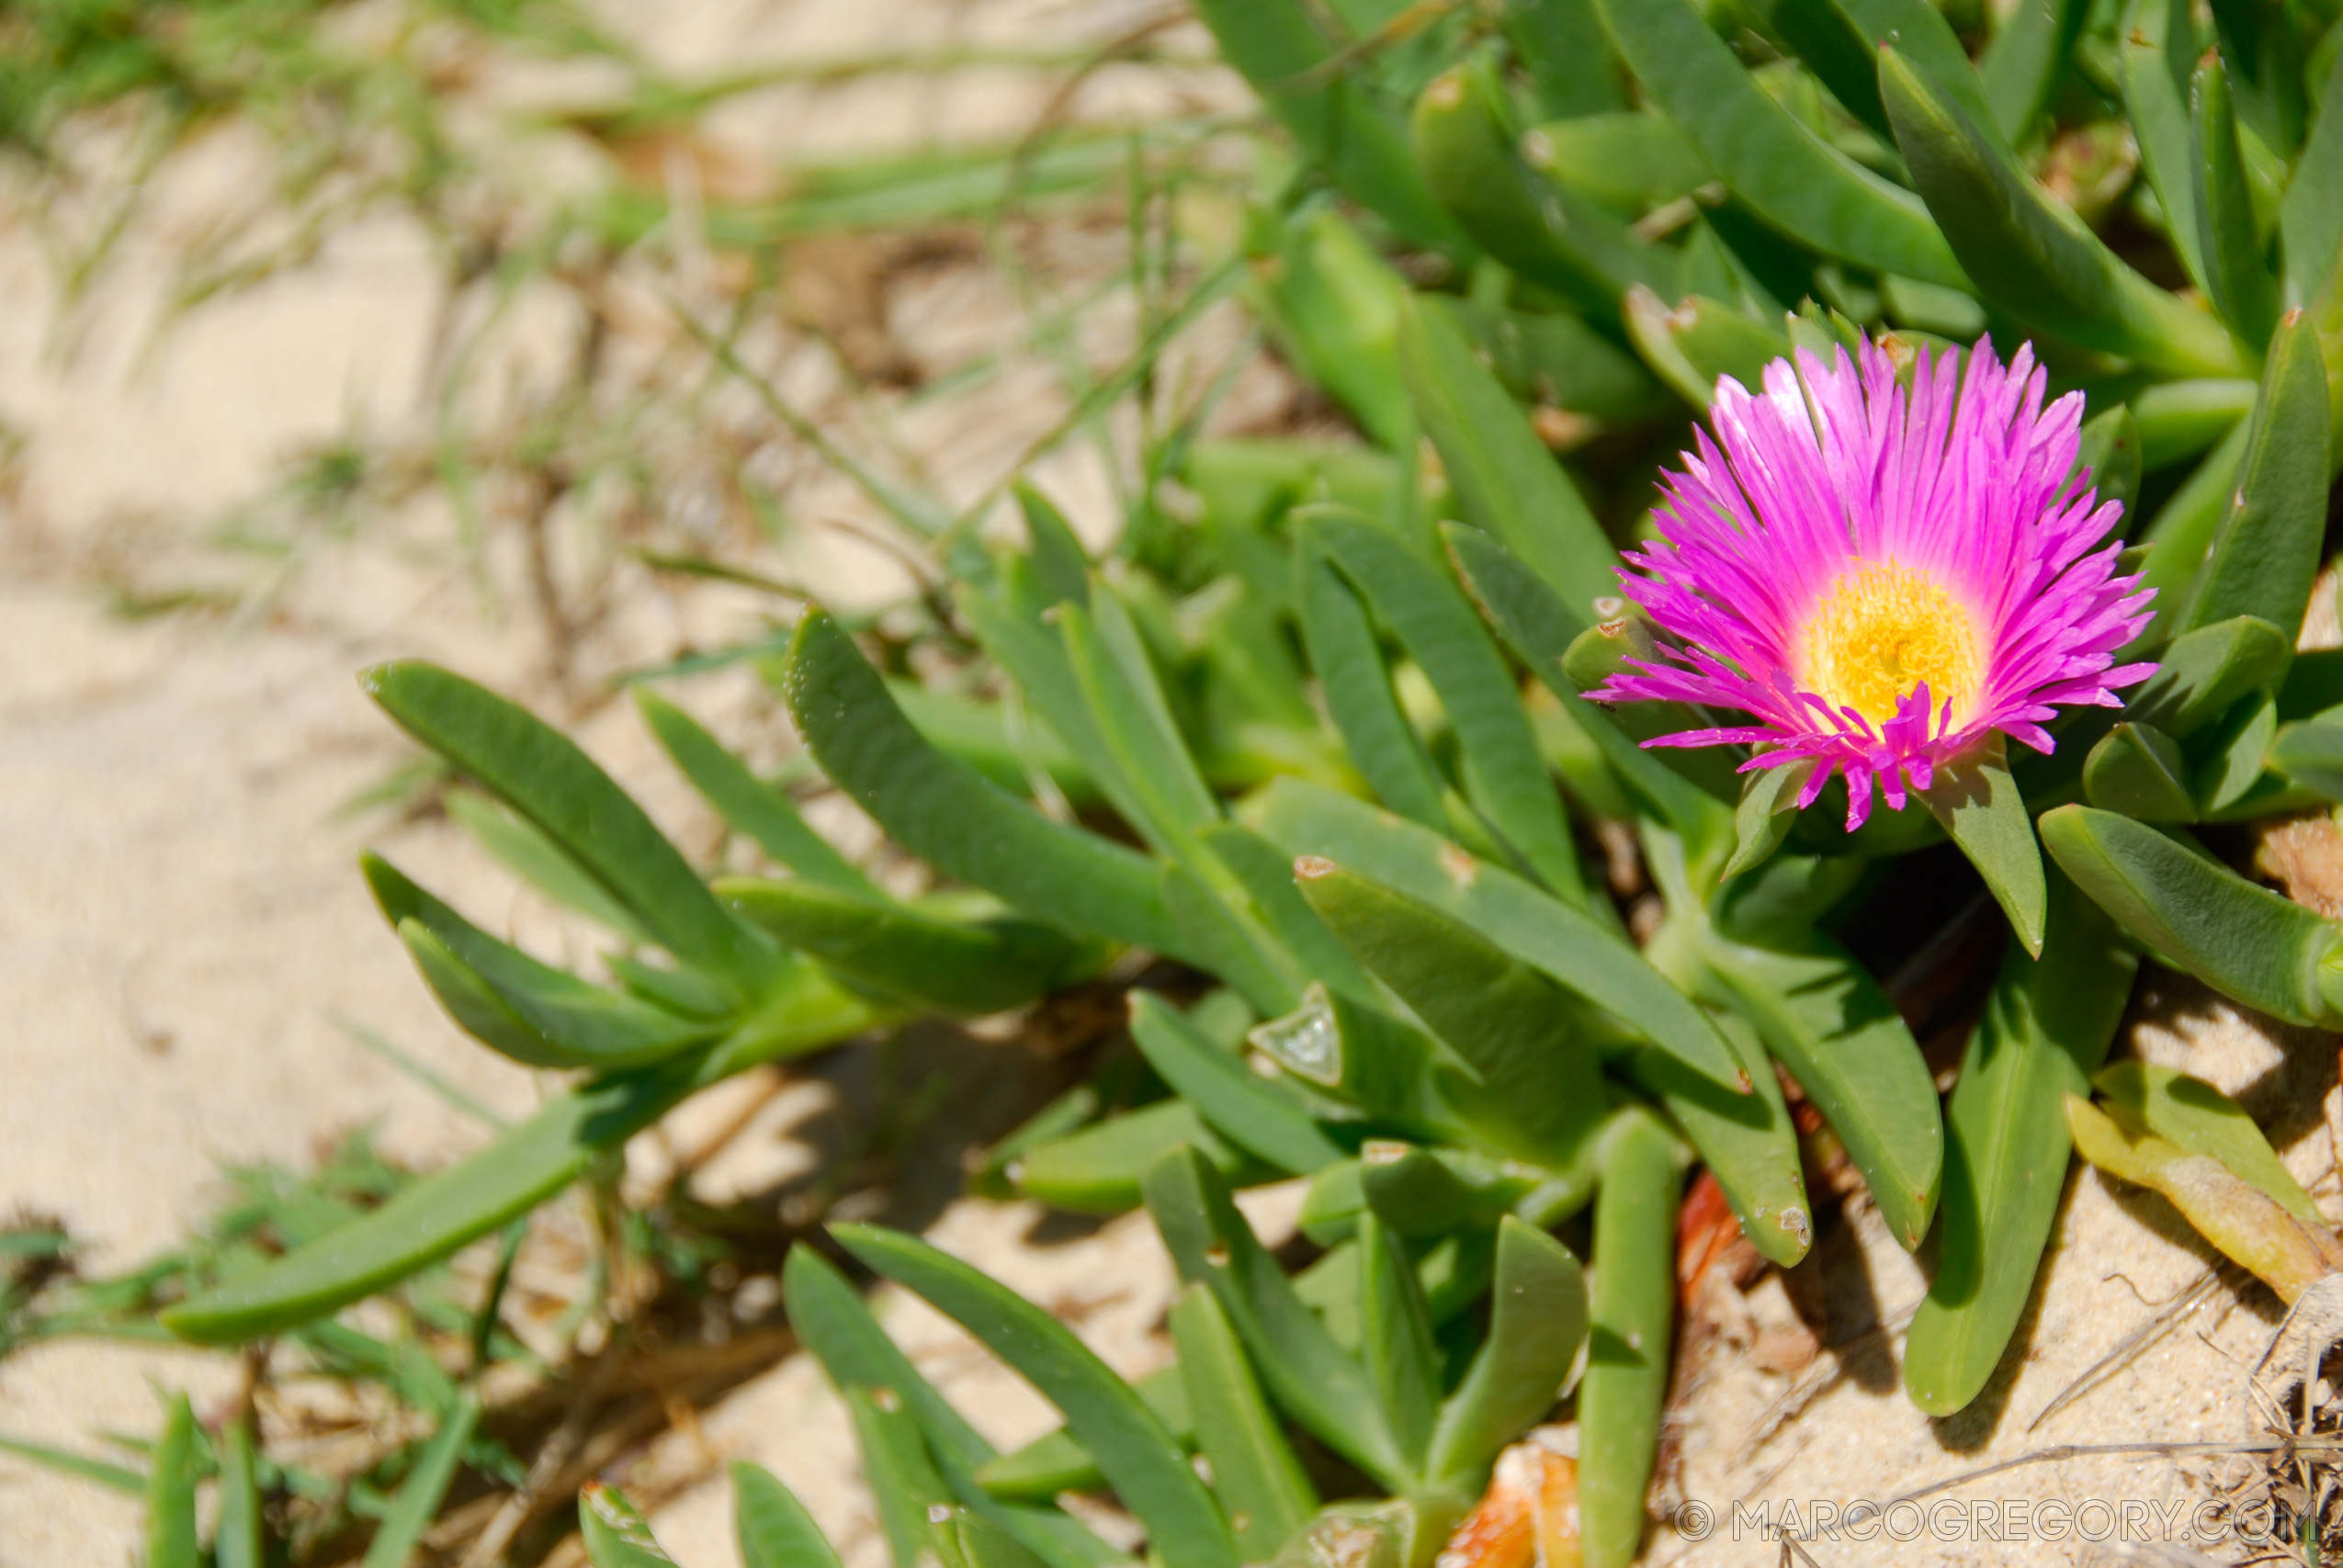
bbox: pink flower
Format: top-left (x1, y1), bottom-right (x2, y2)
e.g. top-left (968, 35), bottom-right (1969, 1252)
top-left (1590, 335), bottom-right (2155, 830)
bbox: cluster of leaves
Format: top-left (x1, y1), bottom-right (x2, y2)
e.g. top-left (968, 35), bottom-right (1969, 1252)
top-left (25, 0), bottom-right (2343, 1563)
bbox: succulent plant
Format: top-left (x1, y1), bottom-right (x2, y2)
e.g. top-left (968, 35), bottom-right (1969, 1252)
top-left (61, 0), bottom-right (2343, 1562)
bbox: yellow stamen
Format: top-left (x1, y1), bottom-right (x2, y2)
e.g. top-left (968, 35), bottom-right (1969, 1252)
top-left (1801, 561), bottom-right (1982, 727)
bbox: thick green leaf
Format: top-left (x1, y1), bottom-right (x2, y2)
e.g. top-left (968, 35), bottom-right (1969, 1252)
top-left (1354, 1143), bottom-right (1551, 1236)
top-left (2133, 419), bottom-right (2251, 647)
top-left (1742, 0), bottom-right (1893, 136)
top-left (1903, 875), bottom-right (2137, 1416)
top-left (367, 855), bottom-right (716, 1069)
top-left (1826, 0), bottom-right (1998, 132)
top-left (2075, 404), bottom-right (2144, 527)
top-left (1396, 296), bottom-right (1620, 615)
top-left (1296, 860), bottom-right (1609, 1171)
top-left (781, 609), bottom-right (1184, 958)
top-left (638, 691), bottom-right (880, 900)
top-left (2124, 615), bottom-right (2291, 736)
top-left (1250, 205), bottom-right (1413, 451)
top-left (1725, 761), bottom-right (1815, 880)
top-left (2095, 1062), bottom-right (2321, 1224)
top-left (166, 970), bottom-right (883, 1344)
top-left (1521, 111), bottom-right (1709, 210)
top-left (442, 788), bottom-right (652, 942)
top-left (1142, 1145), bottom-right (1407, 1489)
top-left (849, 1387), bottom-right (956, 1568)
top-left (1447, 526), bottom-right (1736, 852)
top-left (2191, 690), bottom-right (2280, 813)
top-left (1976, 0), bottom-right (2087, 143)
top-left (1620, 289), bottom-right (1792, 412)
top-left (1128, 992), bottom-right (1345, 1176)
top-left (582, 1485), bottom-right (679, 1568)
top-left (1425, 1217), bottom-right (1589, 1487)
top-left (2191, 51), bottom-right (2281, 349)
top-left (1016, 480), bottom-right (1092, 609)
top-left (1412, 62), bottom-right (1675, 314)
top-left (2041, 804), bottom-right (2343, 1025)
top-left (835, 1224), bottom-right (1239, 1568)
top-left (1246, 984), bottom-right (1460, 1141)
top-left (2134, 379), bottom-right (2253, 470)
top-left (2272, 711), bottom-right (2343, 800)
top-left (363, 1393), bottom-right (482, 1568)
top-left (1506, 0), bottom-right (1626, 118)
top-left (976, 1365), bottom-right (1193, 1503)
top-left (1251, 777), bottom-right (1747, 1092)
top-left (1160, 860), bottom-right (1303, 1020)
top-left (1357, 1212), bottom-right (1441, 1472)
top-left (1170, 1286), bottom-right (1316, 1561)
top-left (1294, 538), bottom-right (1445, 829)
top-left (1624, 1008), bottom-right (1811, 1267)
top-left (2083, 722), bottom-right (2197, 820)
top-left (144, 1394), bottom-right (198, 1568)
top-left (1596, 0), bottom-right (1965, 285)
top-left (1016, 1100), bottom-right (1266, 1214)
top-left (720, 877), bottom-right (1098, 1016)
top-left (1693, 925), bottom-right (1943, 1248)
top-left (1187, 0), bottom-right (1467, 252)
top-left (364, 661), bottom-right (782, 998)
top-left (2176, 313), bottom-right (2333, 645)
top-left (1059, 590), bottom-right (1220, 842)
top-left (1202, 823), bottom-right (1381, 1004)
top-left (1557, 615), bottom-right (1749, 807)
top-left (1307, 508), bottom-right (1585, 901)
top-left (1880, 46), bottom-right (2245, 377)
top-left (1923, 754), bottom-right (2048, 958)
top-left (215, 1419), bottom-right (263, 1568)
top-left (1577, 1112), bottom-right (1683, 1568)
top-left (2119, 0), bottom-right (2207, 295)
top-left (2281, 43), bottom-right (2343, 307)
top-left (164, 1055), bottom-right (699, 1341)
top-left (733, 1461), bottom-right (844, 1568)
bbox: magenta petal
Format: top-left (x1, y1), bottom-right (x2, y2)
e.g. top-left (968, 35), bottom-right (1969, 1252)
top-left (1609, 333), bottom-right (2157, 833)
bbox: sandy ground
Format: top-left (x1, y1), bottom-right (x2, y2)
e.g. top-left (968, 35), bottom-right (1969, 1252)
top-left (6, 4), bottom-right (2343, 1565)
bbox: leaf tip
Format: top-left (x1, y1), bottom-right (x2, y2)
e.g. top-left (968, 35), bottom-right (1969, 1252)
top-left (1293, 854), bottom-right (1337, 882)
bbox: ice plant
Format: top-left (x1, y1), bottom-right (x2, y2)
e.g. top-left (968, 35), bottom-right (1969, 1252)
top-left (1591, 336), bottom-right (2156, 829)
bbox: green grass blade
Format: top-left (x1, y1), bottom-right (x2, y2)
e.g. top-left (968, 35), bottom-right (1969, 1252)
top-left (362, 1393), bottom-right (482, 1568)
top-left (365, 661), bottom-right (782, 998)
top-left (143, 1394), bottom-right (199, 1568)
top-left (215, 1418), bottom-right (263, 1568)
top-left (1903, 875), bottom-right (2137, 1416)
top-left (834, 1224), bottom-right (1239, 1568)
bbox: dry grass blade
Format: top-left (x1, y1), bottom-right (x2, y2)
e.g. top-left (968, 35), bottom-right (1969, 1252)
top-left (2028, 1266), bottom-right (2232, 1431)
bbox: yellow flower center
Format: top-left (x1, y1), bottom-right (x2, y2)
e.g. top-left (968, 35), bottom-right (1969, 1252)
top-left (1801, 561), bottom-right (1982, 727)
